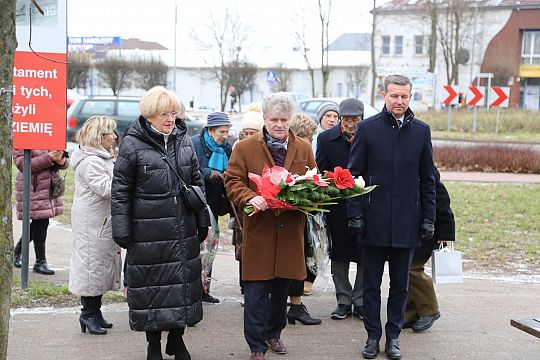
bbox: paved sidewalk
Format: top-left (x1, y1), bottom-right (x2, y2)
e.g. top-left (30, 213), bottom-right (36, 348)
top-left (8, 221), bottom-right (540, 359)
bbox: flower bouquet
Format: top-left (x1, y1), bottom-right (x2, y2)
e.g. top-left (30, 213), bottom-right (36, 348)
top-left (200, 206), bottom-right (219, 294)
top-left (244, 165), bottom-right (376, 216)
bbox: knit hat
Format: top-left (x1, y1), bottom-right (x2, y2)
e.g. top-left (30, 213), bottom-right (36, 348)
top-left (207, 112), bottom-right (232, 127)
top-left (241, 102), bottom-right (264, 131)
top-left (339, 98), bottom-right (364, 117)
top-left (316, 102), bottom-right (339, 124)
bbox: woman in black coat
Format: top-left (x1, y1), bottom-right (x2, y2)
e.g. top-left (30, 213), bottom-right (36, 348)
top-left (112, 86), bottom-right (209, 360)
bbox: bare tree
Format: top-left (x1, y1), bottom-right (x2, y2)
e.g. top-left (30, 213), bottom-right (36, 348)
top-left (436, 0), bottom-right (477, 85)
top-left (415, 0), bottom-right (439, 73)
top-left (370, 0), bottom-right (378, 106)
top-left (294, 26), bottom-right (315, 97)
top-left (347, 65), bottom-right (369, 98)
top-left (318, 0), bottom-right (332, 97)
top-left (0, 1), bottom-right (16, 357)
top-left (95, 57), bottom-right (132, 96)
top-left (67, 52), bottom-right (91, 90)
top-left (132, 55), bottom-right (168, 90)
top-left (269, 64), bottom-right (292, 92)
top-left (191, 9), bottom-right (249, 111)
top-left (228, 60), bottom-right (257, 111)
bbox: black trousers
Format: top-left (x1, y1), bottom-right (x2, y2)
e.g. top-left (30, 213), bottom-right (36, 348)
top-left (362, 246), bottom-right (414, 341)
top-left (15, 219), bottom-right (49, 261)
top-left (244, 278), bottom-right (290, 353)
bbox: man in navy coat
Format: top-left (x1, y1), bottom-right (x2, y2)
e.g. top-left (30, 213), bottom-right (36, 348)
top-left (347, 74), bottom-right (436, 360)
top-left (316, 98), bottom-right (365, 321)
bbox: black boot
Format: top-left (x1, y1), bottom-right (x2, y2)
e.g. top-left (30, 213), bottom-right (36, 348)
top-left (13, 239), bottom-right (22, 268)
top-left (146, 331), bottom-right (163, 360)
top-left (96, 295), bottom-right (113, 328)
top-left (165, 328), bottom-right (191, 360)
top-left (79, 296), bottom-right (107, 335)
top-left (287, 303), bottom-right (322, 325)
top-left (33, 242), bottom-right (54, 275)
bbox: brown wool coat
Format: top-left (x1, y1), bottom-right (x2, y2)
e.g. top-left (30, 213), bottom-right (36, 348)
top-left (225, 131), bottom-right (316, 281)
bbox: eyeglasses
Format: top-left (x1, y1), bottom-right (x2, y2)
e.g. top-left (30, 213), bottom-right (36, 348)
top-left (159, 111), bottom-right (179, 119)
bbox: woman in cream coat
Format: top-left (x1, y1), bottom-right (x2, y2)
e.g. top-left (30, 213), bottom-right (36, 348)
top-left (69, 115), bottom-right (121, 335)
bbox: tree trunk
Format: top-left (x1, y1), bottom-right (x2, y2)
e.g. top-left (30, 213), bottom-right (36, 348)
top-left (370, 0), bottom-right (377, 106)
top-left (428, 4), bottom-right (437, 73)
top-left (0, 0), bottom-right (17, 357)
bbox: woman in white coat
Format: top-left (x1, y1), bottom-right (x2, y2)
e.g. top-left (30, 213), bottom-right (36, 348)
top-left (69, 115), bottom-right (121, 335)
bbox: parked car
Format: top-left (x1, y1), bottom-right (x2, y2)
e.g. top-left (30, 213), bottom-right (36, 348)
top-left (66, 96), bottom-right (207, 142)
top-left (274, 92), bottom-right (311, 112)
top-left (298, 97), bottom-right (380, 122)
top-left (66, 89), bottom-right (81, 109)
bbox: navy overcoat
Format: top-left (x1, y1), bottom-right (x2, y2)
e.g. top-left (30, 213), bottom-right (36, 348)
top-left (316, 122), bottom-right (361, 262)
top-left (347, 107), bottom-right (436, 248)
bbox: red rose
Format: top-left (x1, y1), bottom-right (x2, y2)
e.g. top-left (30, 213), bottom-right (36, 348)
top-left (327, 166), bottom-right (355, 189)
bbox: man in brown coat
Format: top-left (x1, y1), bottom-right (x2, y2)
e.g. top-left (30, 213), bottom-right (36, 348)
top-left (225, 93), bottom-right (316, 360)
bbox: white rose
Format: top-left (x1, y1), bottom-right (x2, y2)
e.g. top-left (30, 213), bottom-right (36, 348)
top-left (354, 177), bottom-right (365, 188)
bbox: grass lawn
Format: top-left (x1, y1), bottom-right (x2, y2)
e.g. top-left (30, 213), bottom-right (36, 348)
top-left (446, 182), bottom-right (540, 274)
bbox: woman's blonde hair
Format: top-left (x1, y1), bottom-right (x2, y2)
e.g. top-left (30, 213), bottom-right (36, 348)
top-left (289, 113), bottom-right (317, 140)
top-left (75, 115), bottom-right (117, 148)
top-left (139, 86), bottom-right (182, 119)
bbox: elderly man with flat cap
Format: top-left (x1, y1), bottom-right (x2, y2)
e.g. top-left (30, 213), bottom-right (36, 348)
top-left (316, 98), bottom-right (365, 321)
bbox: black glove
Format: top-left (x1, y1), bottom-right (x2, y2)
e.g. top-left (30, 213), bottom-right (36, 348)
top-left (198, 227), bottom-right (209, 243)
top-left (420, 220), bottom-right (435, 241)
top-left (347, 216), bottom-right (365, 235)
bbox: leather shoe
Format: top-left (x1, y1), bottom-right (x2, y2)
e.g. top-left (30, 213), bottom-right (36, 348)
top-left (201, 293), bottom-right (220, 303)
top-left (412, 311), bottom-right (440, 332)
top-left (287, 303), bottom-right (321, 325)
top-left (385, 338), bottom-right (401, 360)
top-left (362, 338), bottom-right (379, 359)
top-left (265, 338), bottom-right (287, 354)
top-left (402, 319), bottom-right (414, 329)
top-left (33, 260), bottom-right (55, 275)
top-left (13, 253), bottom-right (22, 268)
top-left (249, 352), bottom-right (265, 360)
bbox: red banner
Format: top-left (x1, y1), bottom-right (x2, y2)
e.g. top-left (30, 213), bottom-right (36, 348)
top-left (12, 51), bottom-right (67, 150)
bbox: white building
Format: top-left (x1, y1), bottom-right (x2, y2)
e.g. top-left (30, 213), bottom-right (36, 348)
top-left (372, 0), bottom-right (540, 110)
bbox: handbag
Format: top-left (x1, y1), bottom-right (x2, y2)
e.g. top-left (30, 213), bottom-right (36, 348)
top-left (431, 242), bottom-right (463, 284)
top-left (182, 183), bottom-right (207, 214)
top-left (50, 171), bottom-right (66, 198)
top-left (162, 155), bottom-right (207, 214)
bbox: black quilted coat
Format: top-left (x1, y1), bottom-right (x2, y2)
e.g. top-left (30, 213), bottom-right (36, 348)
top-left (111, 116), bottom-right (209, 331)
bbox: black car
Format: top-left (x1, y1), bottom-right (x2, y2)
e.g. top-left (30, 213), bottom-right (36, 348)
top-left (66, 96), bottom-right (207, 141)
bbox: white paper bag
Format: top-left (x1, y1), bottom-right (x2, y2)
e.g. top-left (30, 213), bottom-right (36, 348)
top-left (432, 242), bottom-right (463, 283)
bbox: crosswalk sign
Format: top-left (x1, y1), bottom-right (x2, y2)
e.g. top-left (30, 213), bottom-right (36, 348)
top-left (266, 71), bottom-right (277, 82)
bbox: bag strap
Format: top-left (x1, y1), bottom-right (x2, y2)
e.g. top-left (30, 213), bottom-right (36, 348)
top-left (161, 155), bottom-right (189, 192)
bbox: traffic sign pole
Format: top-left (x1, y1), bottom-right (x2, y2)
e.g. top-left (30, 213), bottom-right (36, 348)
top-left (447, 106), bottom-right (452, 132)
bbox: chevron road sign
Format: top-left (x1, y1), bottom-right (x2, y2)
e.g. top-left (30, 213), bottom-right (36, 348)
top-left (442, 85), bottom-right (459, 105)
top-left (466, 86), bottom-right (485, 106)
top-left (490, 86), bottom-right (510, 108)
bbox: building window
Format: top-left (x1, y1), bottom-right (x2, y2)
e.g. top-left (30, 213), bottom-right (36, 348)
top-left (395, 36), bottom-right (403, 55)
top-left (414, 35), bottom-right (424, 55)
top-left (382, 36), bottom-right (390, 55)
top-left (522, 31), bottom-right (540, 65)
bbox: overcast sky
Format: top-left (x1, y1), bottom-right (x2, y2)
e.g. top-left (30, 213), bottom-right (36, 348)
top-left (67, 0), bottom-right (390, 65)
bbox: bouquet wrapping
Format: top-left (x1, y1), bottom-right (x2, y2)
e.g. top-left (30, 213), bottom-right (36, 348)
top-left (305, 212), bottom-right (332, 285)
top-left (200, 206), bottom-right (219, 294)
top-left (244, 165), bottom-right (376, 216)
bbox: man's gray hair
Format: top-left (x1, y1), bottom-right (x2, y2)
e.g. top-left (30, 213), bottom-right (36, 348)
top-left (383, 74), bottom-right (412, 92)
top-left (262, 93), bottom-right (295, 118)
